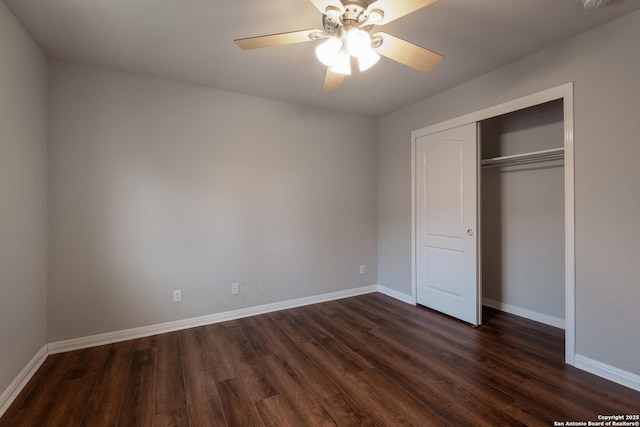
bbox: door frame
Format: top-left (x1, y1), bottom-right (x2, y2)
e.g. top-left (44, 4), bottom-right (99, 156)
top-left (411, 83), bottom-right (575, 365)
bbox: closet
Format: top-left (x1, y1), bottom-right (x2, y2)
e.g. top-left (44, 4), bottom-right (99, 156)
top-left (480, 99), bottom-right (565, 328)
top-left (412, 84), bottom-right (574, 359)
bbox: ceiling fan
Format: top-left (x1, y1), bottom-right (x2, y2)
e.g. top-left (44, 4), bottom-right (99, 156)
top-left (234, 0), bottom-right (444, 91)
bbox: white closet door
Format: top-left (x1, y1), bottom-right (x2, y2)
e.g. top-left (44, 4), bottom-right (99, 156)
top-left (415, 123), bottom-right (479, 325)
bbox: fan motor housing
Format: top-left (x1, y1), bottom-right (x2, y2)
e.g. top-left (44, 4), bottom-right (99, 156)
top-left (323, 1), bottom-right (374, 32)
top-left (343, 3), bottom-right (366, 22)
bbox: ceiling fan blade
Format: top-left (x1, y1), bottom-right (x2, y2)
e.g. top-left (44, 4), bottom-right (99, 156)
top-left (367, 0), bottom-right (438, 25)
top-left (234, 29), bottom-right (319, 50)
top-left (323, 68), bottom-right (345, 91)
top-left (309, 0), bottom-right (345, 14)
top-left (374, 32), bottom-right (443, 72)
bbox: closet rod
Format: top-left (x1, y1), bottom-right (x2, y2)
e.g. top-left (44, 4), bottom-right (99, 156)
top-left (481, 147), bottom-right (564, 168)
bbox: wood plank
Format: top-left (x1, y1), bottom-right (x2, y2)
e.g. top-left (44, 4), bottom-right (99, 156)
top-left (298, 309), bottom-right (490, 425)
top-left (366, 297), bottom-right (632, 421)
top-left (286, 310), bottom-right (374, 371)
top-left (317, 302), bottom-right (562, 426)
top-left (268, 310), bottom-right (313, 345)
top-left (245, 313), bottom-right (342, 400)
top-left (217, 377), bottom-right (264, 427)
top-left (81, 340), bottom-right (134, 427)
top-left (0, 351), bottom-right (84, 426)
top-left (350, 367), bottom-right (448, 426)
top-left (256, 395), bottom-right (301, 427)
top-left (320, 392), bottom-right (376, 427)
top-left (0, 355), bottom-right (57, 426)
top-left (179, 327), bottom-right (227, 427)
top-left (260, 353), bottom-right (337, 426)
top-left (348, 296), bottom-right (523, 368)
top-left (355, 294), bottom-right (540, 383)
top-left (117, 337), bottom-right (157, 427)
top-left (213, 321), bottom-right (279, 403)
top-left (351, 295), bottom-right (584, 421)
top-left (502, 400), bottom-right (557, 427)
top-left (202, 323), bottom-right (238, 382)
top-left (42, 345), bottom-right (111, 426)
top-left (154, 332), bottom-right (189, 427)
top-left (238, 316), bottom-right (280, 358)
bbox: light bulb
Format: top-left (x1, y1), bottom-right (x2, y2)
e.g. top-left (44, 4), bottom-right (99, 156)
top-left (315, 37), bottom-right (342, 67)
top-left (330, 49), bottom-right (351, 75)
top-left (346, 28), bottom-right (371, 58)
top-left (357, 48), bottom-right (380, 72)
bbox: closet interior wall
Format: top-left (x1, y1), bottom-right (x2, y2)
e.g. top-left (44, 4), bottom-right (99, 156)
top-left (480, 100), bottom-right (566, 326)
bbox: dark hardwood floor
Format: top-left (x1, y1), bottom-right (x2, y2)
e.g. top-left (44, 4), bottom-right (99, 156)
top-left (1, 293), bottom-right (638, 426)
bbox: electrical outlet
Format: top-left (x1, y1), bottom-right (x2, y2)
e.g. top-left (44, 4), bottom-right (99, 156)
top-left (360, 265), bottom-right (365, 274)
top-left (231, 282), bottom-right (239, 295)
top-left (173, 290), bottom-right (182, 303)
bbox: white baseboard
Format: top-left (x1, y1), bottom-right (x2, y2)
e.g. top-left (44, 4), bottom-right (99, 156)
top-left (48, 285), bottom-right (379, 354)
top-left (377, 285), bottom-right (414, 305)
top-left (482, 298), bottom-right (565, 329)
top-left (0, 345), bottom-right (48, 418)
top-left (575, 354), bottom-right (640, 392)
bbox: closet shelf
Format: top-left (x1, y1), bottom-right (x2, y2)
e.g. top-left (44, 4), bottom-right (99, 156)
top-left (481, 147), bottom-right (564, 168)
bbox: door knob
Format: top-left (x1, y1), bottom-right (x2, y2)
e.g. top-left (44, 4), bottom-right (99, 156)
top-left (467, 229), bottom-right (474, 236)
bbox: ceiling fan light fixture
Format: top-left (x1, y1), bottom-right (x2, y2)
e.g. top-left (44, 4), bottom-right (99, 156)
top-left (330, 49), bottom-right (352, 75)
top-left (346, 28), bottom-right (371, 57)
top-left (357, 48), bottom-right (380, 72)
top-left (315, 36), bottom-right (342, 66)
top-left (325, 6), bottom-right (341, 21)
top-left (366, 9), bottom-right (384, 25)
top-left (234, 0), bottom-right (443, 90)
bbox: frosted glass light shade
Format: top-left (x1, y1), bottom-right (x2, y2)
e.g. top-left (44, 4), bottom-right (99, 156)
top-left (317, 29), bottom-right (378, 75)
top-left (357, 48), bottom-right (380, 72)
top-left (346, 28), bottom-right (371, 57)
top-left (315, 37), bottom-right (342, 66)
top-left (330, 49), bottom-right (351, 75)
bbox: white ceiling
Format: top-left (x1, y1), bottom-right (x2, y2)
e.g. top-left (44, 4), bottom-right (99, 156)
top-left (6, 0), bottom-right (640, 117)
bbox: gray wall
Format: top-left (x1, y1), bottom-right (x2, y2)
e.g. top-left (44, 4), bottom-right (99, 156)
top-left (0, 1), bottom-right (48, 397)
top-left (481, 101), bottom-right (565, 321)
top-left (377, 10), bottom-right (640, 374)
top-left (48, 61), bottom-right (378, 341)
